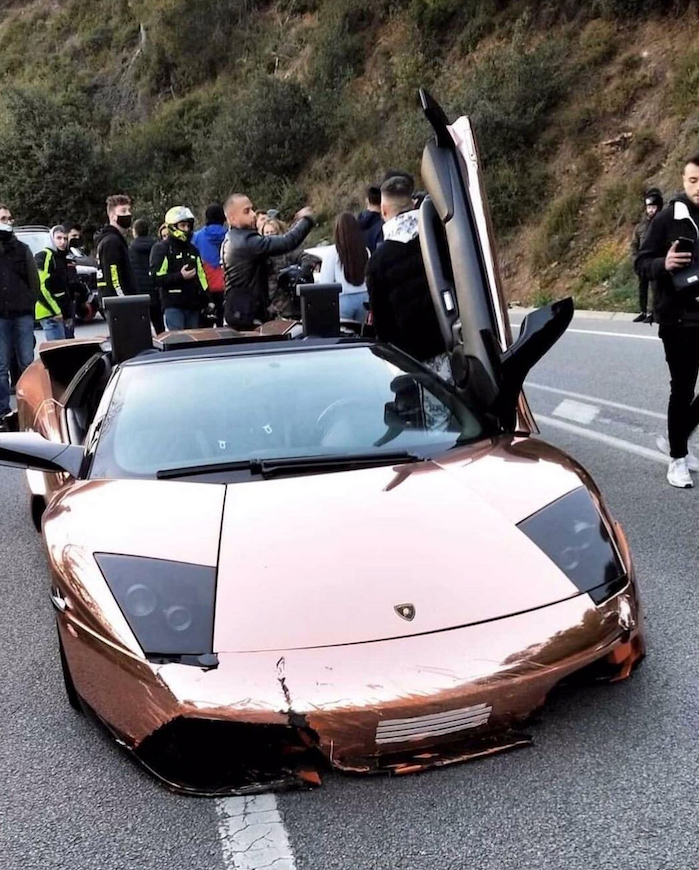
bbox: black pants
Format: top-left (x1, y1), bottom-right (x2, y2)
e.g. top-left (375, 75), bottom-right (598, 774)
top-left (638, 276), bottom-right (649, 313)
top-left (211, 293), bottom-right (225, 328)
top-left (659, 324), bottom-right (699, 457)
top-left (150, 298), bottom-right (165, 335)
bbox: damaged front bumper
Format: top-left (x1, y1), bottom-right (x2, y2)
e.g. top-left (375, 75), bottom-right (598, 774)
top-left (59, 582), bottom-right (644, 795)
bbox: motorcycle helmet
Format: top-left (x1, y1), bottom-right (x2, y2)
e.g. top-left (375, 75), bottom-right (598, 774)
top-left (165, 206), bottom-right (195, 242)
top-left (644, 188), bottom-right (664, 210)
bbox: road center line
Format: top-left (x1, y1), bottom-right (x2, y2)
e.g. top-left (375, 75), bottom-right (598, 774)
top-left (536, 414), bottom-right (668, 465)
top-left (511, 322), bottom-right (660, 341)
top-left (216, 794), bottom-right (297, 870)
top-left (527, 382), bottom-right (666, 420)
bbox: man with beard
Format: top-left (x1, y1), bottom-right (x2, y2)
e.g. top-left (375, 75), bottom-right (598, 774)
top-left (636, 155), bottom-right (699, 488)
top-left (222, 194), bottom-right (314, 330)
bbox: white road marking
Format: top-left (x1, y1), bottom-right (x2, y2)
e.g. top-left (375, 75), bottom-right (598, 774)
top-left (552, 399), bottom-right (599, 425)
top-left (511, 321), bottom-right (660, 341)
top-left (536, 414), bottom-right (668, 465)
top-left (527, 382), bottom-right (666, 421)
top-left (567, 328), bottom-right (659, 340)
top-left (216, 795), bottom-right (297, 870)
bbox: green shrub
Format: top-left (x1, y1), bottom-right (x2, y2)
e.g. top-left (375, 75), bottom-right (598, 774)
top-left (594, 178), bottom-right (645, 231)
top-left (456, 33), bottom-right (568, 232)
top-left (632, 126), bottom-right (662, 163)
top-left (0, 86), bottom-right (108, 225)
top-left (574, 242), bottom-right (637, 311)
top-left (530, 190), bottom-right (586, 271)
top-left (198, 76), bottom-right (328, 207)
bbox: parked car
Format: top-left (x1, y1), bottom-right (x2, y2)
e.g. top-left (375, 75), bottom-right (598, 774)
top-left (0, 92), bottom-right (644, 796)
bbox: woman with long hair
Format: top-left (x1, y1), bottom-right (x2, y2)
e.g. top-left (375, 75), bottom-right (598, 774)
top-left (319, 211), bottom-right (369, 321)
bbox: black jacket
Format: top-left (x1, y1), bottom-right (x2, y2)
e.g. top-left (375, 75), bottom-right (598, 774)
top-left (95, 225), bottom-right (139, 298)
top-left (630, 213), bottom-right (655, 257)
top-left (0, 233), bottom-right (40, 317)
top-left (149, 236), bottom-right (210, 311)
top-left (635, 195), bottom-right (699, 326)
top-left (366, 236), bottom-right (445, 362)
top-left (129, 235), bottom-right (156, 299)
top-left (357, 210), bottom-right (383, 253)
top-left (222, 218), bottom-right (313, 329)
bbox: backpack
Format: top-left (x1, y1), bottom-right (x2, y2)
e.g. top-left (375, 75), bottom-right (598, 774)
top-left (203, 261), bottom-right (224, 293)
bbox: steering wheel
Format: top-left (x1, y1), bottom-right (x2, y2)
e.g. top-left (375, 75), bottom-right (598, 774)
top-left (316, 397), bottom-right (380, 443)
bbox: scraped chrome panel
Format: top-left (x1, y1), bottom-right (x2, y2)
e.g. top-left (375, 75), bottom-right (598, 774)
top-left (376, 703), bottom-right (492, 745)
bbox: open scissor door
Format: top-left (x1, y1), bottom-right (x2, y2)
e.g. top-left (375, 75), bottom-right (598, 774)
top-left (418, 88), bottom-right (572, 432)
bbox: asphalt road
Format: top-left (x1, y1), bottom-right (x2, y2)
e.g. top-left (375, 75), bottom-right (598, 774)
top-left (3, 315), bottom-right (699, 870)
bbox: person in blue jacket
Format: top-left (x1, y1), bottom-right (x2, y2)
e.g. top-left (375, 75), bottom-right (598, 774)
top-left (192, 203), bottom-right (227, 327)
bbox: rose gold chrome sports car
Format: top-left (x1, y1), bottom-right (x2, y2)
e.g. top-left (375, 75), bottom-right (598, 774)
top-left (0, 92), bottom-right (644, 795)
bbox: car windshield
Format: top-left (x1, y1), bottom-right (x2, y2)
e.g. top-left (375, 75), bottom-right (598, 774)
top-left (15, 230), bottom-right (51, 255)
top-left (89, 346), bottom-right (487, 480)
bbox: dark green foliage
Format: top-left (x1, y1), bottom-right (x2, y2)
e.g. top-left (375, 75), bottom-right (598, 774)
top-left (198, 77), bottom-right (328, 207)
top-left (134, 0), bottom-right (262, 93)
top-left (0, 87), bottom-right (108, 225)
top-left (456, 34), bottom-right (568, 231)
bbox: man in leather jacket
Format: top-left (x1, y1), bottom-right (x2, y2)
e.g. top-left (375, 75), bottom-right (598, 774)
top-left (222, 194), bottom-right (314, 330)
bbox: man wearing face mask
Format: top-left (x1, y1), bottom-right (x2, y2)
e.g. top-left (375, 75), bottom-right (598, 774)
top-left (94, 194), bottom-right (139, 301)
top-left (35, 225), bottom-right (81, 341)
top-left (0, 204), bottom-right (40, 424)
top-left (149, 206), bottom-right (213, 331)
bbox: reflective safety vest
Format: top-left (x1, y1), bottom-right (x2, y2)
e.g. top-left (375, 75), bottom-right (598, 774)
top-left (35, 249), bottom-right (64, 320)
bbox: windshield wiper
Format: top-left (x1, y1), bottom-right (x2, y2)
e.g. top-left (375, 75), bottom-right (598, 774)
top-left (156, 452), bottom-right (421, 480)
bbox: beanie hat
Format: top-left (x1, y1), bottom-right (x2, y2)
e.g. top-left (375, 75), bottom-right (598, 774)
top-left (205, 203), bottom-right (226, 226)
top-left (644, 188), bottom-right (664, 210)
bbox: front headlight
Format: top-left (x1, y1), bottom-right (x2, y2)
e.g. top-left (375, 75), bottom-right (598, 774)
top-left (517, 488), bottom-right (627, 605)
top-left (95, 553), bottom-right (216, 661)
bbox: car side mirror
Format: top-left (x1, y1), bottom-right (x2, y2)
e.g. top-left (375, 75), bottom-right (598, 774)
top-left (490, 298), bottom-right (574, 429)
top-left (0, 432), bottom-right (84, 477)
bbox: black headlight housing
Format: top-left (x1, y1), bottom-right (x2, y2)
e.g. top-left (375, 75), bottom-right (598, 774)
top-left (517, 487), bottom-right (627, 605)
top-left (95, 553), bottom-right (216, 662)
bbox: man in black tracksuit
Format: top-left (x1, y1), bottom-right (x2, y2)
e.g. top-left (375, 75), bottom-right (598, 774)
top-left (129, 218), bottom-right (163, 333)
top-left (366, 175), bottom-right (445, 366)
top-left (95, 194), bottom-right (139, 300)
top-left (630, 188), bottom-right (663, 322)
top-left (222, 194), bottom-right (314, 330)
top-left (149, 206), bottom-right (213, 332)
top-left (636, 154), bottom-right (699, 488)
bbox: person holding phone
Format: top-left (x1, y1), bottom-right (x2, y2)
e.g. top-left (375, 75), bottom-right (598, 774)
top-left (636, 154), bottom-right (699, 488)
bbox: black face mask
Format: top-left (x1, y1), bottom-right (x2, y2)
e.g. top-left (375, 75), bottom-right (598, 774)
top-left (116, 214), bottom-right (133, 230)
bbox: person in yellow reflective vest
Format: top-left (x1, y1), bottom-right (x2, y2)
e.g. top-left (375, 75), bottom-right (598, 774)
top-left (35, 225), bottom-right (81, 341)
top-left (149, 206), bottom-right (214, 331)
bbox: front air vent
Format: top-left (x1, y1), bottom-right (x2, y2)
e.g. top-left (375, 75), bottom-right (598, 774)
top-left (375, 703), bottom-right (492, 745)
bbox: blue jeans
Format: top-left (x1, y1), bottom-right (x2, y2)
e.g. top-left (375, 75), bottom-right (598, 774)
top-left (40, 316), bottom-right (67, 342)
top-left (164, 308), bottom-right (200, 331)
top-left (0, 315), bottom-right (35, 416)
top-left (340, 292), bottom-right (369, 322)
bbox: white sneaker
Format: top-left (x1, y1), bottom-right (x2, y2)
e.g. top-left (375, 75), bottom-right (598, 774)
top-left (656, 434), bottom-right (699, 472)
top-left (667, 457), bottom-right (694, 488)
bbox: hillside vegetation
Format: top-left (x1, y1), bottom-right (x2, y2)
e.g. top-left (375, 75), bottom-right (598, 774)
top-left (1, 0), bottom-right (698, 308)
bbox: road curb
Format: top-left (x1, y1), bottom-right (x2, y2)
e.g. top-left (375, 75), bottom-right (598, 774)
top-left (509, 307), bottom-right (638, 322)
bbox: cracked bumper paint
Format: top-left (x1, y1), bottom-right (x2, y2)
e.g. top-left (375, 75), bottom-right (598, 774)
top-left (58, 580), bottom-right (643, 794)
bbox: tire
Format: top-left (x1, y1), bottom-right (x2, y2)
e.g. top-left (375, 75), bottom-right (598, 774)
top-left (58, 629), bottom-right (82, 712)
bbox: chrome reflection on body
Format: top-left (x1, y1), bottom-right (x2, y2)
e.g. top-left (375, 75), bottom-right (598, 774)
top-left (376, 704), bottom-right (493, 745)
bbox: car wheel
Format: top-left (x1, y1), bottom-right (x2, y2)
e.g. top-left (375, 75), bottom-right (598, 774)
top-left (58, 629), bottom-right (82, 712)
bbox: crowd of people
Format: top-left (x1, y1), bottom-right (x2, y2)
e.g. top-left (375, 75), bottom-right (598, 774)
top-left (0, 170), bottom-right (442, 423)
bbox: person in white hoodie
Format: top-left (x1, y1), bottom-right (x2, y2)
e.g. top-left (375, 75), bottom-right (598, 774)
top-left (319, 212), bottom-right (369, 322)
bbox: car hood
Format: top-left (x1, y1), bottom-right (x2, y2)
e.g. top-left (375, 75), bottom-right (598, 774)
top-left (44, 438), bottom-right (591, 655)
top-left (213, 437), bottom-right (587, 653)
